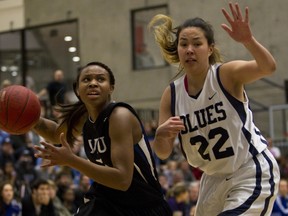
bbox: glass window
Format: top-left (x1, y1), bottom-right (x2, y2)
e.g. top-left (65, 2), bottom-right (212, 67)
top-left (131, 5), bottom-right (168, 70)
top-left (0, 31), bottom-right (22, 88)
top-left (0, 20), bottom-right (80, 93)
top-left (0, 20), bottom-right (79, 118)
top-left (25, 21), bottom-right (80, 92)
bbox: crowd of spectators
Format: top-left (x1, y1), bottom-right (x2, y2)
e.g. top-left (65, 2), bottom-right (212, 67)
top-left (0, 126), bottom-right (92, 216)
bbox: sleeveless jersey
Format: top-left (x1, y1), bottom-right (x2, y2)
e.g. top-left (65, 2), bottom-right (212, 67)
top-left (170, 64), bottom-right (268, 175)
top-left (82, 102), bottom-right (166, 209)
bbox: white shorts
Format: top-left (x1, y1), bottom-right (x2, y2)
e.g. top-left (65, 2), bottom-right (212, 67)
top-left (196, 149), bottom-right (280, 216)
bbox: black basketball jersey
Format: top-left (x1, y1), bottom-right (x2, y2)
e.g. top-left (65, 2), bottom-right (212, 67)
top-left (82, 102), bottom-right (167, 210)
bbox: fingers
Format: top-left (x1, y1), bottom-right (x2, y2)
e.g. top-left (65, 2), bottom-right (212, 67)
top-left (222, 8), bottom-right (233, 24)
top-left (34, 141), bottom-right (56, 159)
top-left (163, 116), bottom-right (185, 132)
top-left (60, 132), bottom-right (67, 146)
top-left (169, 124), bottom-right (185, 132)
top-left (244, 7), bottom-right (249, 23)
top-left (39, 140), bottom-right (55, 150)
top-left (220, 23), bottom-right (231, 35)
top-left (170, 116), bottom-right (183, 123)
top-left (229, 2), bottom-right (239, 20)
top-left (34, 147), bottom-right (49, 159)
top-left (222, 2), bottom-right (246, 22)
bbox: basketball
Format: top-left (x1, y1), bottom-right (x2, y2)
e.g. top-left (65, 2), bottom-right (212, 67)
top-left (0, 85), bottom-right (41, 135)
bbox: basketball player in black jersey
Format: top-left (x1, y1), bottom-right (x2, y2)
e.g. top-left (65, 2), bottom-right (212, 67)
top-left (32, 62), bottom-right (172, 216)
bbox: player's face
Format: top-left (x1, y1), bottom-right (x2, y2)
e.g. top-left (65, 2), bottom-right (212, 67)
top-left (77, 65), bottom-right (114, 107)
top-left (177, 27), bottom-right (213, 74)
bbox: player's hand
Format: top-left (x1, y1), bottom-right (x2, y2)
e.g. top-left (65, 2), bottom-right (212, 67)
top-left (221, 2), bottom-right (253, 44)
top-left (156, 116), bottom-right (185, 140)
top-left (34, 133), bottom-right (74, 167)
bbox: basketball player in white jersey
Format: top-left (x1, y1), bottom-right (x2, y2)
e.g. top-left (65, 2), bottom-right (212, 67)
top-left (149, 2), bottom-right (280, 215)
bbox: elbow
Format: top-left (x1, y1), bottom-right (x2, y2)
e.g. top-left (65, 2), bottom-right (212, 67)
top-left (268, 60), bottom-right (277, 75)
top-left (260, 62), bottom-right (276, 77)
top-left (266, 59), bottom-right (277, 75)
top-left (117, 176), bottom-right (132, 191)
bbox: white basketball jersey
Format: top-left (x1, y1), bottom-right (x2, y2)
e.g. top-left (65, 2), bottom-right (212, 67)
top-left (170, 64), bottom-right (267, 175)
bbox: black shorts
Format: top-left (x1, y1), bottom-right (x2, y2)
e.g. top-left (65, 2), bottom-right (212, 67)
top-left (74, 197), bottom-right (172, 216)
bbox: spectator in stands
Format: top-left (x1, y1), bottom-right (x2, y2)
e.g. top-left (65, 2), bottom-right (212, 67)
top-left (74, 174), bottom-right (91, 208)
top-left (2, 161), bottom-right (17, 186)
top-left (167, 182), bottom-right (190, 216)
top-left (0, 181), bottom-right (22, 216)
top-left (21, 178), bottom-right (58, 216)
top-left (61, 185), bottom-right (77, 214)
top-left (15, 148), bottom-right (40, 199)
top-left (272, 178), bottom-right (288, 215)
top-left (188, 181), bottom-right (200, 211)
top-left (163, 160), bottom-right (178, 187)
top-left (37, 69), bottom-right (67, 119)
top-left (0, 138), bottom-right (16, 168)
top-left (178, 159), bottom-right (196, 183)
top-left (47, 180), bottom-right (71, 216)
top-left (158, 173), bottom-right (170, 197)
top-left (15, 148), bottom-right (39, 184)
top-left (1, 79), bottom-right (12, 89)
top-left (54, 171), bottom-right (74, 203)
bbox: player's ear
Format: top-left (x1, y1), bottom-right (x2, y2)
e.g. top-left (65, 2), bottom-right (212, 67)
top-left (208, 43), bottom-right (214, 57)
top-left (109, 85), bottom-right (114, 94)
top-left (75, 88), bottom-right (80, 97)
top-left (73, 82), bottom-right (80, 98)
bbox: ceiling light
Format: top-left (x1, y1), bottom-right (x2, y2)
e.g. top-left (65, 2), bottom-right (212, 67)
top-left (72, 56), bottom-right (80, 62)
top-left (9, 66), bottom-right (18, 71)
top-left (1, 66), bottom-right (7, 72)
top-left (64, 36), bottom-right (72, 41)
top-left (11, 71), bottom-right (18, 77)
top-left (69, 47), bottom-right (77, 52)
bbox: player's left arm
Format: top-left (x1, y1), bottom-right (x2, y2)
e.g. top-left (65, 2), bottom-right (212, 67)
top-left (220, 3), bottom-right (276, 99)
top-left (107, 107), bottom-right (136, 190)
top-left (221, 38), bottom-right (276, 85)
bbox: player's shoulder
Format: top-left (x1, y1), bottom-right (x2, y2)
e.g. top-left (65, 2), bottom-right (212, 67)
top-left (108, 102), bottom-right (138, 121)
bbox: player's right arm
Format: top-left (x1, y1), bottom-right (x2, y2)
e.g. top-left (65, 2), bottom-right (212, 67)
top-left (152, 86), bottom-right (185, 160)
top-left (33, 117), bottom-right (64, 144)
top-left (33, 114), bottom-right (85, 144)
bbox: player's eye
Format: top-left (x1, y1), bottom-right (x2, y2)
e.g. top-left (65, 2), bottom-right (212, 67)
top-left (82, 77), bottom-right (90, 82)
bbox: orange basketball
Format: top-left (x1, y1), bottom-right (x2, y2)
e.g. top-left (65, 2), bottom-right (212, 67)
top-left (0, 85), bottom-right (41, 135)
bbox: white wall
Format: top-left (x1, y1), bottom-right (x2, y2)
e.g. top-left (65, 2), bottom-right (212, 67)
top-left (0, 0), bottom-right (24, 31)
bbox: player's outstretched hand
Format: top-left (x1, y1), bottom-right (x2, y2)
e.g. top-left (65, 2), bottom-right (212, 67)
top-left (221, 2), bottom-right (252, 44)
top-left (34, 133), bottom-right (74, 167)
